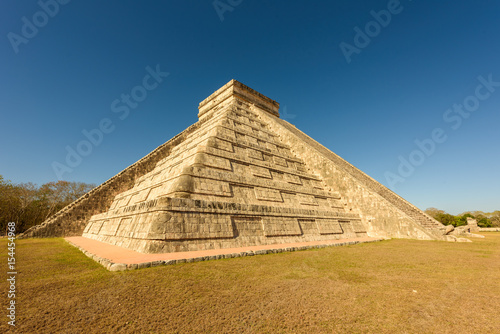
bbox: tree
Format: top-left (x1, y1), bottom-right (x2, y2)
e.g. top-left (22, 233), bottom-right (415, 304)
top-left (454, 213), bottom-right (473, 227)
top-left (425, 207), bottom-right (445, 219)
top-left (435, 213), bottom-right (456, 226)
top-left (487, 211), bottom-right (500, 227)
top-left (477, 217), bottom-right (492, 228)
top-left (38, 180), bottom-right (95, 220)
top-left (0, 175), bottom-right (95, 235)
top-left (425, 208), bottom-right (498, 228)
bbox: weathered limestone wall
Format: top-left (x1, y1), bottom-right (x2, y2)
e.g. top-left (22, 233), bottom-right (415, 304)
top-left (21, 79), bottom-right (444, 248)
top-left (19, 115), bottom-right (215, 238)
top-left (259, 110), bottom-right (442, 240)
top-left (83, 197), bottom-right (363, 253)
top-left (81, 97), bottom-right (369, 253)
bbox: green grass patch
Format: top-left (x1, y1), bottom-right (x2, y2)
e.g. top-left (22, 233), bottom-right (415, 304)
top-left (1, 234), bottom-right (500, 333)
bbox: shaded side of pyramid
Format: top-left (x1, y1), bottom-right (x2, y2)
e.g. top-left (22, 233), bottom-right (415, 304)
top-left (21, 80), bottom-right (447, 251)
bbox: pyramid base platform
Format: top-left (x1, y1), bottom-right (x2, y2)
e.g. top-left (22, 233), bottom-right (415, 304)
top-left (65, 236), bottom-right (384, 271)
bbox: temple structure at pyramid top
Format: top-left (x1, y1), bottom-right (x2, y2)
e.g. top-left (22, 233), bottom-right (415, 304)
top-left (22, 80), bottom-right (454, 253)
top-left (198, 79), bottom-right (280, 119)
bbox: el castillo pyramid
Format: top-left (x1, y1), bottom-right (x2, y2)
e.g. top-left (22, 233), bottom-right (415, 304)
top-left (21, 80), bottom-right (452, 253)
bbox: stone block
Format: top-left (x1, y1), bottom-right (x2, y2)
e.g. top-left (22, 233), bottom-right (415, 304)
top-left (23, 79), bottom-right (446, 253)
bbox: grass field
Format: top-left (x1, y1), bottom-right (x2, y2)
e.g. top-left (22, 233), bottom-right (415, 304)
top-left (2, 233), bottom-right (500, 333)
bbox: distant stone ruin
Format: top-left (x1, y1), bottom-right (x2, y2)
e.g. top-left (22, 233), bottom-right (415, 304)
top-left (21, 80), bottom-right (455, 253)
top-left (450, 217), bottom-right (484, 239)
top-left (466, 217), bottom-right (479, 232)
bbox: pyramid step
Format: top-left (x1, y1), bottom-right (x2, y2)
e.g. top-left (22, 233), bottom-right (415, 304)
top-left (21, 79), bottom-right (445, 249)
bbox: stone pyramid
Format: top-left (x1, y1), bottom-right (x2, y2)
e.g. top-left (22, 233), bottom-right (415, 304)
top-left (22, 80), bottom-right (449, 252)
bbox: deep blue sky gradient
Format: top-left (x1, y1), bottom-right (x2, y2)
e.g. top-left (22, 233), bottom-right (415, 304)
top-left (1, 0), bottom-right (499, 214)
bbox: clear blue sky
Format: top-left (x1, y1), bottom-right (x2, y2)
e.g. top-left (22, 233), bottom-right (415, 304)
top-left (1, 1), bottom-right (499, 214)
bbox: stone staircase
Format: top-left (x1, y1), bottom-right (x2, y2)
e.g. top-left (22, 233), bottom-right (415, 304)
top-left (275, 118), bottom-right (445, 235)
top-left (376, 188), bottom-right (443, 230)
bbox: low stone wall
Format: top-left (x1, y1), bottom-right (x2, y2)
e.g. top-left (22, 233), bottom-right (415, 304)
top-left (479, 227), bottom-right (500, 232)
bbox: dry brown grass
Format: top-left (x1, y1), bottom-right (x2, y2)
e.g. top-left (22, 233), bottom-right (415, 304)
top-left (2, 233), bottom-right (500, 333)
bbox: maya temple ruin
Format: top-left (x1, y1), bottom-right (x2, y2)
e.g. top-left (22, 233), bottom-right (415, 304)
top-left (21, 80), bottom-right (458, 254)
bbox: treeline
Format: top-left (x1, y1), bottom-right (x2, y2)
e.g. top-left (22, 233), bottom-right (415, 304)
top-left (425, 207), bottom-right (500, 228)
top-left (0, 175), bottom-right (95, 235)
top-left (2, 174), bottom-right (498, 235)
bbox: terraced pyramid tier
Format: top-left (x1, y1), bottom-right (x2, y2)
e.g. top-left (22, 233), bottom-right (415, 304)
top-left (23, 80), bottom-right (447, 251)
top-left (83, 83), bottom-right (368, 253)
